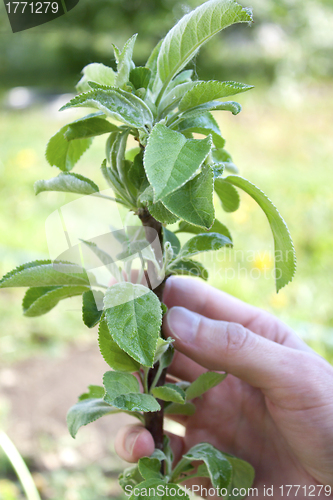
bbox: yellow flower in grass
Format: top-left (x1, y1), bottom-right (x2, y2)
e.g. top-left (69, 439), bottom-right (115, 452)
top-left (269, 291), bottom-right (288, 309)
top-left (253, 252), bottom-right (273, 270)
top-left (15, 149), bottom-right (38, 169)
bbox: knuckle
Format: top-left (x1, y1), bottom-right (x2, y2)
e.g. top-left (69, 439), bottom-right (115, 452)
top-left (224, 322), bottom-right (254, 354)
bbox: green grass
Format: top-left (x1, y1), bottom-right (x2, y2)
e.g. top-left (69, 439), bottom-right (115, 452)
top-left (211, 86), bottom-right (333, 352)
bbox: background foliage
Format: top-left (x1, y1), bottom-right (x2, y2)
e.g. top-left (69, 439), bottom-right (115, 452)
top-left (1, 0), bottom-right (333, 89)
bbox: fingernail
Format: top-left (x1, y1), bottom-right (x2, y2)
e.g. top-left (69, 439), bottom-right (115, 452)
top-left (167, 307), bottom-right (200, 343)
top-left (125, 431), bottom-right (141, 455)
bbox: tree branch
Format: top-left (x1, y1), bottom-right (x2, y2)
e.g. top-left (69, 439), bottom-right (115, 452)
top-left (138, 207), bottom-right (168, 459)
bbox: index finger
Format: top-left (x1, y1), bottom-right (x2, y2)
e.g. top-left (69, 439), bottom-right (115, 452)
top-left (163, 276), bottom-right (257, 324)
top-left (163, 277), bottom-right (309, 350)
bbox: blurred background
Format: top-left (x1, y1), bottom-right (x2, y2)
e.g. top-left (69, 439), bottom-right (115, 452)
top-left (0, 0), bottom-right (333, 498)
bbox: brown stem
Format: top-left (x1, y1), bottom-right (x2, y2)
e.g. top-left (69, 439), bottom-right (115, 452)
top-left (138, 207), bottom-right (168, 457)
top-left (144, 364), bottom-right (167, 452)
top-left (138, 207), bottom-right (163, 249)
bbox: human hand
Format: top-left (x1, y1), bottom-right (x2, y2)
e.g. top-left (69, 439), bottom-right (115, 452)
top-left (115, 277), bottom-right (333, 499)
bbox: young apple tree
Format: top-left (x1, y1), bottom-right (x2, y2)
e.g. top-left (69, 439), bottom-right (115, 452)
top-left (0, 0), bottom-right (296, 496)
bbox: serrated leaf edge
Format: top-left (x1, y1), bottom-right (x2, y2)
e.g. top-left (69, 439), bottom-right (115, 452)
top-left (179, 80), bottom-right (254, 111)
top-left (0, 260), bottom-right (90, 288)
top-left (143, 125), bottom-right (213, 203)
top-left (23, 285), bottom-right (89, 316)
top-left (225, 176), bottom-right (297, 291)
top-left (104, 285), bottom-right (162, 368)
top-left (67, 398), bottom-right (117, 438)
top-left (34, 172), bottom-right (99, 195)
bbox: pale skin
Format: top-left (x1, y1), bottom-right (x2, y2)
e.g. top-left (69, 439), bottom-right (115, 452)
top-left (114, 277), bottom-right (333, 499)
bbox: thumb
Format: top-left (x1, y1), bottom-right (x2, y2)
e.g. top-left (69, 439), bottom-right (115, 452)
top-left (163, 306), bottom-right (307, 393)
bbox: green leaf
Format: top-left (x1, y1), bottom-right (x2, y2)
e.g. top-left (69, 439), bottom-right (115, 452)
top-left (80, 238), bottom-right (114, 266)
top-left (179, 80), bottom-right (253, 112)
top-left (128, 479), bottom-right (166, 500)
top-left (177, 219), bottom-right (232, 241)
top-left (34, 173), bottom-right (99, 196)
top-left (168, 70), bottom-right (193, 88)
top-left (152, 384), bottom-right (185, 404)
top-left (98, 319), bottom-right (140, 372)
top-left (60, 88), bottom-right (153, 129)
top-left (211, 148), bottom-right (238, 173)
top-left (156, 342), bottom-right (174, 368)
top-left (115, 34), bottom-right (137, 88)
top-left (186, 372), bottom-right (227, 401)
top-left (82, 290), bottom-right (104, 328)
top-left (164, 485), bottom-right (189, 500)
top-left (154, 337), bottom-right (173, 364)
top-left (105, 131), bottom-right (135, 201)
top-left (180, 233), bottom-right (232, 259)
top-left (162, 435), bottom-right (174, 475)
top-left (179, 100), bottom-right (242, 122)
top-left (130, 67), bottom-right (151, 90)
top-left (23, 285), bottom-right (89, 317)
top-left (129, 480), bottom-right (189, 500)
top-left (146, 39), bottom-right (163, 91)
top-left (157, 0), bottom-right (252, 90)
top-left (162, 165), bottom-right (215, 229)
top-left (0, 260), bottom-right (91, 288)
top-left (126, 147), bottom-right (141, 162)
top-left (104, 283), bottom-right (162, 367)
top-left (103, 371), bottom-right (140, 402)
top-left (215, 178), bottom-right (240, 212)
top-left (119, 465), bottom-right (144, 490)
top-left (128, 151), bottom-right (149, 193)
top-left (103, 370), bottom-right (160, 414)
top-left (64, 113), bottom-right (118, 140)
top-left (139, 187), bottom-right (179, 224)
top-left (164, 402), bottom-right (196, 416)
top-left (101, 159), bottom-right (130, 204)
top-left (76, 63), bottom-right (116, 93)
top-left (224, 455), bottom-right (255, 499)
top-left (46, 126), bottom-right (92, 172)
top-left (105, 129), bottom-right (133, 192)
top-left (138, 458), bottom-right (162, 480)
top-left (106, 130), bottom-right (121, 169)
top-left (168, 259), bottom-right (209, 281)
top-left (80, 239), bottom-right (123, 282)
top-left (193, 463), bottom-right (210, 479)
top-left (112, 43), bottom-right (121, 64)
top-left (212, 164), bottom-right (225, 179)
top-left (176, 112), bottom-right (225, 148)
top-left (144, 123), bottom-right (212, 201)
top-left (161, 303), bottom-right (168, 315)
top-left (116, 131), bottom-right (132, 187)
top-left (174, 462), bottom-right (209, 483)
top-left (149, 202), bottom-right (179, 225)
top-left (224, 175), bottom-right (296, 291)
top-left (115, 231), bottom-right (159, 264)
top-left (67, 398), bottom-right (118, 438)
top-left (78, 385), bottom-right (105, 401)
top-left (163, 228), bottom-right (180, 256)
top-left (158, 81), bottom-right (198, 117)
top-left (113, 393), bottom-right (161, 412)
top-left (182, 443), bottom-right (232, 490)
